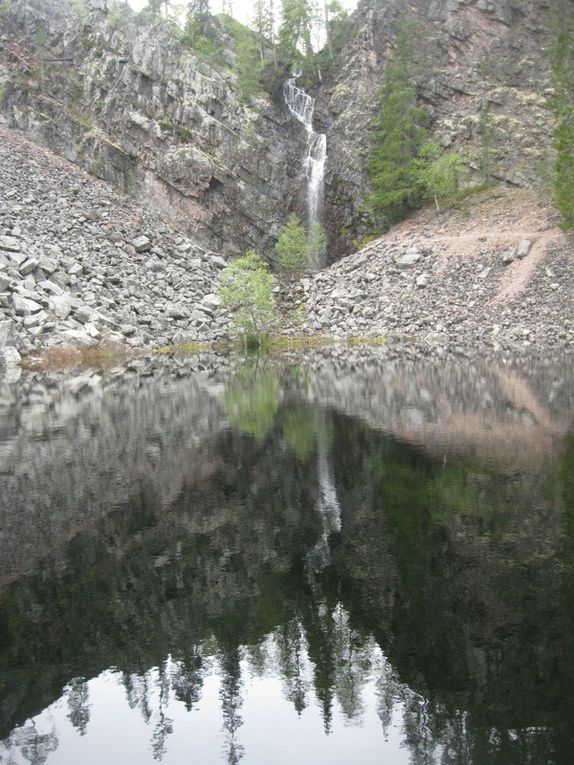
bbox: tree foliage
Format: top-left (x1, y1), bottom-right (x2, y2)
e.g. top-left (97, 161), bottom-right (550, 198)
top-left (217, 251), bottom-right (277, 345)
top-left (278, 0), bottom-right (314, 68)
top-left (274, 214), bottom-right (326, 271)
top-left (368, 19), bottom-right (430, 226)
top-left (550, 7), bottom-right (574, 229)
top-left (417, 143), bottom-right (464, 210)
top-left (275, 213), bottom-right (309, 271)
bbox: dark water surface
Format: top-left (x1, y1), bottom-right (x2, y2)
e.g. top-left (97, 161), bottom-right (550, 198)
top-left (1, 352), bottom-right (574, 764)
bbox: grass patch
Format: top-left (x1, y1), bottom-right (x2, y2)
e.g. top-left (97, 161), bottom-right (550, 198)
top-left (264, 335), bottom-right (334, 351)
top-left (447, 182), bottom-right (496, 206)
top-left (21, 342), bottom-right (138, 373)
top-left (346, 336), bottom-right (388, 346)
top-left (153, 341), bottom-right (212, 354)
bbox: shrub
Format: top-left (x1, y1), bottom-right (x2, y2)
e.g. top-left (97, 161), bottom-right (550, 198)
top-left (217, 251), bottom-right (277, 347)
top-left (417, 143), bottom-right (464, 210)
top-left (275, 215), bottom-right (327, 271)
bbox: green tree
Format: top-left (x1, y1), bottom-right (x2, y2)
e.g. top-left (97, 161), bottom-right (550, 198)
top-left (368, 19), bottom-right (430, 227)
top-left (550, 8), bottom-right (574, 229)
top-left (184, 0), bottom-right (211, 46)
top-left (275, 215), bottom-right (327, 271)
top-left (417, 143), bottom-right (463, 211)
top-left (275, 213), bottom-right (309, 271)
top-left (278, 0), bottom-right (313, 68)
top-left (218, 251), bottom-right (278, 346)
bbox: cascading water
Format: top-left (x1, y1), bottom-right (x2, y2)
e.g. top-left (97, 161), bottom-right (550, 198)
top-left (283, 74), bottom-right (327, 269)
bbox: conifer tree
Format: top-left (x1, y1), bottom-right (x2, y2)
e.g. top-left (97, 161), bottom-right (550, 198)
top-left (368, 19), bottom-right (430, 226)
top-left (550, 5), bottom-right (574, 229)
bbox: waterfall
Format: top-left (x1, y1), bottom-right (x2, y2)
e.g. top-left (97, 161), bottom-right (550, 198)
top-left (283, 74), bottom-right (327, 268)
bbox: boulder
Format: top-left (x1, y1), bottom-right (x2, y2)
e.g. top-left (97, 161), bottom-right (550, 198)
top-left (397, 248), bottom-right (422, 268)
top-left (0, 235), bottom-right (21, 252)
top-left (132, 235), bottom-right (152, 253)
top-left (12, 294), bottom-right (42, 315)
top-left (0, 318), bottom-right (15, 348)
top-left (516, 239), bottom-right (533, 259)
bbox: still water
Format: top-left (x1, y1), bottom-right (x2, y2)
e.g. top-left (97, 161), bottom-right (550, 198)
top-left (1, 351), bottom-right (574, 764)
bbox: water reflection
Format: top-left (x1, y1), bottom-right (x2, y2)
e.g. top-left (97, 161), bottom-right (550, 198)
top-left (1, 353), bottom-right (574, 764)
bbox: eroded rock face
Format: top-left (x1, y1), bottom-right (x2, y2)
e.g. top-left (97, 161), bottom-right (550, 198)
top-left (0, 0), bottom-right (302, 259)
top-left (322, 0), bottom-right (557, 255)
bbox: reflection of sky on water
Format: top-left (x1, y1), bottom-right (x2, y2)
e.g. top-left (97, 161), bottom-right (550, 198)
top-left (2, 642), bottom-right (412, 765)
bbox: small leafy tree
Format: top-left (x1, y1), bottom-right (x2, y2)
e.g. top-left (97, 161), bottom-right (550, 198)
top-left (218, 251), bottom-right (277, 347)
top-left (275, 214), bottom-right (309, 271)
top-left (275, 215), bottom-right (327, 271)
top-left (417, 143), bottom-right (463, 210)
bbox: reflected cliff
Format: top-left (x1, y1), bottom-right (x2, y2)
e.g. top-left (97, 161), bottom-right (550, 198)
top-left (1, 352), bottom-right (574, 764)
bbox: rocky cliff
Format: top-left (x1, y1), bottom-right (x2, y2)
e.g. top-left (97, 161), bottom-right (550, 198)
top-left (323, 0), bottom-right (558, 254)
top-left (1, 0), bottom-right (562, 262)
top-left (0, 0), bottom-right (302, 258)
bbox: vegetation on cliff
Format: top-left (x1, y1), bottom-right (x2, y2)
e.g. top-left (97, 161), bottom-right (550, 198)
top-left (368, 20), bottom-right (463, 231)
top-left (550, 1), bottom-right (574, 229)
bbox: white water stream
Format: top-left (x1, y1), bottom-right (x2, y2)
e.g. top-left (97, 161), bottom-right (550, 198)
top-left (283, 74), bottom-right (327, 268)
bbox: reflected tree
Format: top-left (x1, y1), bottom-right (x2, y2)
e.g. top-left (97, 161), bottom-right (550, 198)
top-left (219, 647), bottom-right (245, 765)
top-left (66, 677), bottom-right (90, 736)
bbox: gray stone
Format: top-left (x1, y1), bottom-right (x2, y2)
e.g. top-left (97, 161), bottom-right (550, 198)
top-left (0, 346), bottom-right (21, 371)
top-left (49, 294), bottom-right (74, 320)
top-left (397, 249), bottom-right (422, 268)
top-left (39, 279), bottom-right (65, 296)
top-left (68, 262), bottom-right (83, 276)
top-left (74, 305), bottom-right (96, 324)
top-left (0, 274), bottom-right (13, 292)
top-left (201, 293), bottom-right (222, 309)
top-left (0, 236), bottom-right (21, 252)
top-left (516, 239), bottom-right (533, 259)
top-left (132, 235), bottom-right (152, 253)
top-left (18, 258), bottom-right (39, 276)
top-left (23, 310), bottom-right (48, 328)
top-left (7, 250), bottom-right (27, 267)
top-left (12, 294), bottom-right (42, 315)
top-left (38, 255), bottom-right (58, 274)
top-left (0, 318), bottom-right (15, 349)
top-left (166, 304), bottom-right (189, 319)
top-left (59, 328), bottom-right (97, 346)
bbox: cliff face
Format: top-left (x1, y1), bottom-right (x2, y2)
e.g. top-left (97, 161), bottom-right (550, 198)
top-left (323, 0), bottom-right (556, 254)
top-left (0, 0), bottom-right (302, 259)
top-left (0, 0), bottom-right (560, 263)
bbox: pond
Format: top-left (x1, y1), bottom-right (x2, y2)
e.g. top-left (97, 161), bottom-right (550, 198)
top-left (1, 350), bottom-right (574, 764)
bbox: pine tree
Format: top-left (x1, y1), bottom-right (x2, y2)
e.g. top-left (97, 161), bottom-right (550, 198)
top-left (550, 6), bottom-right (574, 229)
top-left (185, 0), bottom-right (211, 42)
top-left (278, 0), bottom-right (313, 68)
top-left (368, 19), bottom-right (430, 226)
